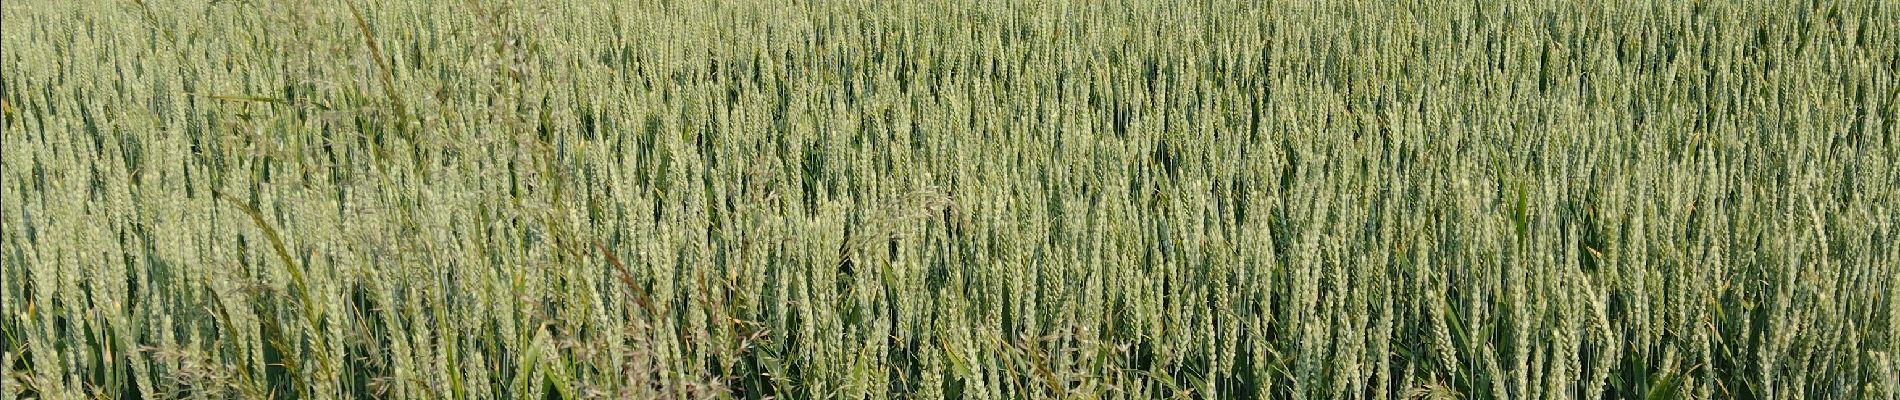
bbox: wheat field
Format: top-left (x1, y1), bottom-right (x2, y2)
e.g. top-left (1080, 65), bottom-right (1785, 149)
top-left (2, 0), bottom-right (1896, 399)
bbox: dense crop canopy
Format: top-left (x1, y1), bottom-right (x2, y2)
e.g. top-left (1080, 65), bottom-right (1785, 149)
top-left (2, 0), bottom-right (1896, 398)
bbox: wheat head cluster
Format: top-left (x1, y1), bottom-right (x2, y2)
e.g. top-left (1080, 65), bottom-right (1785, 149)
top-left (1, 0), bottom-right (1896, 399)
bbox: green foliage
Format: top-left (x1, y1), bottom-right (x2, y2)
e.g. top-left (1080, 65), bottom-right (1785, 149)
top-left (2, 0), bottom-right (1896, 398)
